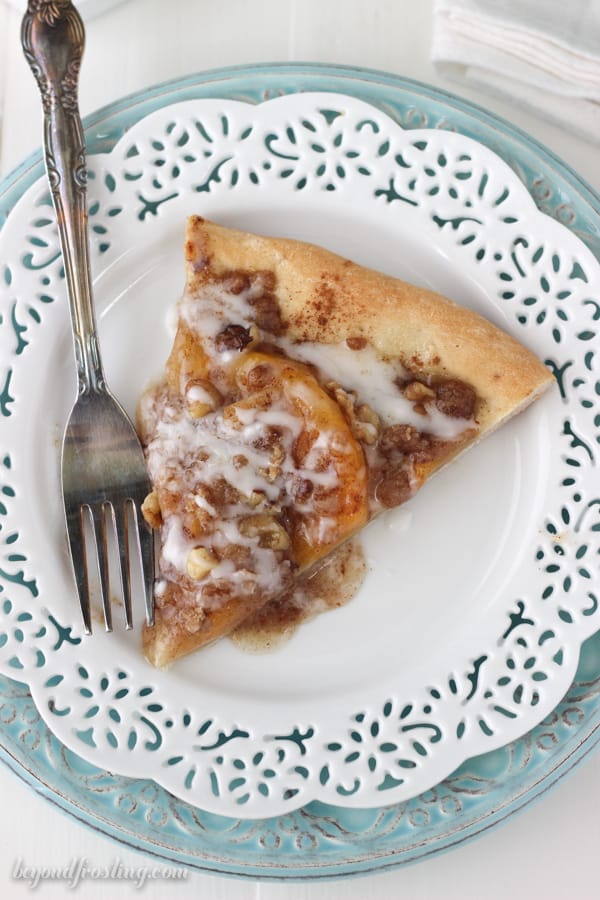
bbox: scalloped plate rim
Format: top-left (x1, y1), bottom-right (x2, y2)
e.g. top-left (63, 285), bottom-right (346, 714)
top-left (0, 63), bottom-right (599, 878)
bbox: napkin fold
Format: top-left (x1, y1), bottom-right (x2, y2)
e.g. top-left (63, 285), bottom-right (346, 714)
top-left (432, 0), bottom-right (600, 143)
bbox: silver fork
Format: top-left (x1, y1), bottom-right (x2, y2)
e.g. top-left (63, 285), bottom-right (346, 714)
top-left (22, 1), bottom-right (154, 634)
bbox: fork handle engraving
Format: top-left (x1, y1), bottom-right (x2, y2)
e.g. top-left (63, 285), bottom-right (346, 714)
top-left (22, 1), bottom-right (105, 395)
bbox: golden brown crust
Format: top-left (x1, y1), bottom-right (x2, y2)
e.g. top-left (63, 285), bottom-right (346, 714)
top-left (142, 216), bottom-right (553, 668)
top-left (143, 582), bottom-right (274, 668)
top-left (184, 215), bottom-right (552, 433)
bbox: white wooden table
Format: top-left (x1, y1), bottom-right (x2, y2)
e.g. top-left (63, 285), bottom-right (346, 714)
top-left (1, 2), bottom-right (599, 897)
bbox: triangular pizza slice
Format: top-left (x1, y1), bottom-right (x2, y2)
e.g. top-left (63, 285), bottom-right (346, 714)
top-left (138, 216), bottom-right (552, 667)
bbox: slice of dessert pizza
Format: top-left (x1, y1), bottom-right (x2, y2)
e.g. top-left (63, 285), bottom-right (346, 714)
top-left (138, 216), bottom-right (553, 667)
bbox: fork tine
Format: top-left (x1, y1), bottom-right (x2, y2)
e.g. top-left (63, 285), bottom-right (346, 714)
top-left (90, 503), bottom-right (113, 632)
top-left (114, 500), bottom-right (133, 630)
top-left (65, 505), bottom-right (92, 635)
top-left (133, 500), bottom-right (155, 627)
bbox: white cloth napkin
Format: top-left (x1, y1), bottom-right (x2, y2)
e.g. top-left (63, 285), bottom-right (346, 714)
top-left (432, 0), bottom-right (600, 143)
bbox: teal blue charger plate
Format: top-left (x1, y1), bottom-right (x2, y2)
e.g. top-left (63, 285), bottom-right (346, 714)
top-left (1, 63), bottom-right (599, 879)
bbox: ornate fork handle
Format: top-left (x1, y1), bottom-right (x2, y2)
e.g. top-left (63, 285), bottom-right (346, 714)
top-left (22, 0), bottom-right (105, 395)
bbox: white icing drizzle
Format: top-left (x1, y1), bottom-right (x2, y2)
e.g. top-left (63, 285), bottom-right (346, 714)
top-left (160, 517), bottom-right (194, 572)
top-left (278, 338), bottom-right (473, 440)
top-left (180, 278), bottom-right (263, 338)
top-left (143, 271), bottom-right (477, 622)
top-left (143, 382), bottom-right (350, 599)
top-left (177, 278), bottom-right (472, 441)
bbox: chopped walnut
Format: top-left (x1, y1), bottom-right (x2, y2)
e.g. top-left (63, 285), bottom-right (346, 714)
top-left (331, 384), bottom-right (355, 418)
top-left (353, 420), bottom-right (378, 445)
top-left (404, 380), bottom-right (436, 403)
top-left (182, 495), bottom-right (212, 539)
top-left (239, 514), bottom-right (290, 550)
top-left (379, 424), bottom-right (425, 456)
top-left (184, 378), bottom-right (221, 418)
top-left (331, 385), bottom-right (380, 445)
top-left (223, 406), bottom-right (243, 430)
top-left (354, 403), bottom-right (380, 444)
top-left (141, 491), bottom-right (162, 529)
top-left (261, 463), bottom-right (281, 483)
top-left (377, 424), bottom-right (447, 465)
top-left (270, 443), bottom-right (285, 466)
top-left (357, 403), bottom-right (379, 428)
top-left (203, 476), bottom-right (242, 510)
top-left (220, 543), bottom-right (253, 568)
top-left (186, 547), bottom-right (218, 581)
top-left (257, 437), bottom-right (285, 482)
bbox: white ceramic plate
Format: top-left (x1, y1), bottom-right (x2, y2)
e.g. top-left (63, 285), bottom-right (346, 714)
top-left (1, 92), bottom-right (599, 818)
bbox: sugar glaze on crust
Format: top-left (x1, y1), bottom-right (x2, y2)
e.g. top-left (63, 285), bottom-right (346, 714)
top-left (139, 217), bottom-right (553, 667)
